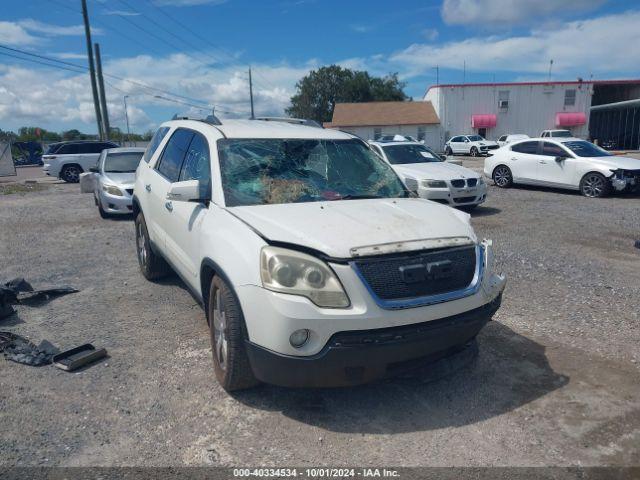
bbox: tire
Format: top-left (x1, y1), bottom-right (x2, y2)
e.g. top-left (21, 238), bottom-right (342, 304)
top-left (492, 165), bottom-right (513, 188)
top-left (580, 172), bottom-right (610, 198)
top-left (445, 146), bottom-right (453, 156)
top-left (208, 275), bottom-right (258, 392)
top-left (60, 164), bottom-right (82, 183)
top-left (98, 201), bottom-right (110, 219)
top-left (135, 212), bottom-right (171, 280)
top-left (470, 147), bottom-right (479, 157)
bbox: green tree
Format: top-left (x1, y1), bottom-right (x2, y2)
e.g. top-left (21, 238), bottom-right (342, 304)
top-left (286, 66), bottom-right (408, 123)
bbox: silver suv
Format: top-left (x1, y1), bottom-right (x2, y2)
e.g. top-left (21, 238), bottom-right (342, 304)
top-left (42, 141), bottom-right (118, 183)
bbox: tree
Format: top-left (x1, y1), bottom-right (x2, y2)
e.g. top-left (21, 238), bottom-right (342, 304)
top-left (286, 66), bottom-right (408, 123)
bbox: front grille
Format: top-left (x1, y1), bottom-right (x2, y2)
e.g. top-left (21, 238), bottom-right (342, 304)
top-left (453, 196), bottom-right (477, 203)
top-left (450, 179), bottom-right (465, 188)
top-left (353, 245), bottom-right (477, 301)
top-left (487, 145), bottom-right (499, 150)
top-left (467, 178), bottom-right (478, 187)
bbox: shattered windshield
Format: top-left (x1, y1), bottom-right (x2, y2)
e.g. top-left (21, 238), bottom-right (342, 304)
top-left (218, 138), bottom-right (408, 206)
top-left (383, 144), bottom-right (442, 165)
top-left (104, 152), bottom-right (144, 172)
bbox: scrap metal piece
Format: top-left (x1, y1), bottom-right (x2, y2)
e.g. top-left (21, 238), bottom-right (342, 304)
top-left (0, 332), bottom-right (60, 366)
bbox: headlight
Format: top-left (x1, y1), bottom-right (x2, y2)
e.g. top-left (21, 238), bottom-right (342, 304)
top-left (102, 184), bottom-right (123, 196)
top-left (260, 246), bottom-right (350, 308)
top-left (422, 179), bottom-right (447, 188)
top-left (478, 177), bottom-right (485, 185)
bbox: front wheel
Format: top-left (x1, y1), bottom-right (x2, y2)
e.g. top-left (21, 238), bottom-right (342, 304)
top-left (208, 276), bottom-right (258, 392)
top-left (445, 146), bottom-right (453, 156)
top-left (580, 172), bottom-right (610, 198)
top-left (492, 165), bottom-right (513, 188)
top-left (470, 147), bottom-right (479, 157)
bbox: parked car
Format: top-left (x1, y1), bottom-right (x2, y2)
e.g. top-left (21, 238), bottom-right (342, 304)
top-left (445, 135), bottom-right (499, 156)
top-left (88, 147), bottom-right (145, 218)
top-left (369, 140), bottom-right (487, 209)
top-left (540, 129), bottom-right (573, 138)
top-left (42, 140), bottom-right (119, 183)
top-left (497, 134), bottom-right (529, 147)
top-left (485, 138), bottom-right (640, 197)
top-left (133, 117), bottom-right (506, 391)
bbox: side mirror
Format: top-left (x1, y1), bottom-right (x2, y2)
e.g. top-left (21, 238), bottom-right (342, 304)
top-left (89, 166), bottom-right (99, 173)
top-left (167, 179), bottom-right (208, 203)
top-left (555, 156), bottom-right (566, 162)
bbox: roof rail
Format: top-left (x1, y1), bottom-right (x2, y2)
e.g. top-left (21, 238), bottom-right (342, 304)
top-left (253, 116), bottom-right (323, 128)
top-left (171, 113), bottom-right (222, 126)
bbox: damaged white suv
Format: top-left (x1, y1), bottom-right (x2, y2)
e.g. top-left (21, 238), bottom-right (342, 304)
top-left (133, 117), bottom-right (506, 391)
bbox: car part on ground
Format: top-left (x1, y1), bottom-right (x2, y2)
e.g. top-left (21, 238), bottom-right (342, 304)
top-left (52, 344), bottom-right (108, 371)
top-left (0, 332), bottom-right (60, 366)
top-left (0, 278), bottom-right (79, 320)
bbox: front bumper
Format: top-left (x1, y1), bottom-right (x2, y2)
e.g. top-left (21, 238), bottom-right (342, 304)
top-left (246, 295), bottom-right (501, 387)
top-left (418, 182), bottom-right (488, 206)
top-left (97, 188), bottom-right (134, 214)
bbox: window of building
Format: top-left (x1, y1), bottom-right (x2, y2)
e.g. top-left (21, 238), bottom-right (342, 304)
top-left (373, 128), bottom-right (382, 140)
top-left (417, 126), bottom-right (426, 141)
top-left (564, 89), bottom-right (576, 106)
top-left (498, 90), bottom-right (510, 109)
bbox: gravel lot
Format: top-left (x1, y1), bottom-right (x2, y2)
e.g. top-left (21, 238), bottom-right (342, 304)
top-left (1, 160), bottom-right (639, 467)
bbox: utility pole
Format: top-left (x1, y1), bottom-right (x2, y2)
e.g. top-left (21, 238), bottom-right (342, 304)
top-left (94, 43), bottom-right (110, 140)
top-left (248, 67), bottom-right (255, 119)
top-left (81, 0), bottom-right (104, 140)
top-left (123, 95), bottom-right (131, 146)
top-left (548, 59), bottom-right (554, 82)
top-left (434, 65), bottom-right (439, 87)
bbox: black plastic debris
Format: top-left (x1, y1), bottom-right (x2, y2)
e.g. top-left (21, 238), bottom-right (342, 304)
top-left (53, 344), bottom-right (108, 371)
top-left (0, 332), bottom-right (60, 366)
top-left (635, 240), bottom-right (640, 250)
top-left (0, 277), bottom-right (78, 320)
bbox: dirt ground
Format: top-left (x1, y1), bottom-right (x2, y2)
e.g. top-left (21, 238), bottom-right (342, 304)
top-left (1, 165), bottom-right (639, 467)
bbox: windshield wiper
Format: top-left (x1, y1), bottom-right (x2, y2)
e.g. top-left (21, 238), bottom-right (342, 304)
top-left (330, 194), bottom-right (383, 201)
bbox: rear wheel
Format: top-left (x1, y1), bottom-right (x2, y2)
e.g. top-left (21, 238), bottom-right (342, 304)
top-left (492, 165), bottom-right (513, 188)
top-left (580, 172), bottom-right (610, 198)
top-left (208, 276), bottom-right (258, 392)
top-left (60, 164), bottom-right (82, 183)
top-left (135, 212), bottom-right (171, 280)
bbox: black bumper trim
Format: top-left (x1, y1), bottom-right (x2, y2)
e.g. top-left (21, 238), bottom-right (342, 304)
top-left (245, 296), bottom-right (501, 388)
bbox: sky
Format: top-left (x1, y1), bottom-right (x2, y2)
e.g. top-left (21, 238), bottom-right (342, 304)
top-left (0, 0), bottom-right (639, 134)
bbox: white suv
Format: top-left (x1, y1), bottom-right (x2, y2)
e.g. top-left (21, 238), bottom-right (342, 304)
top-left (133, 117), bottom-right (506, 391)
top-left (42, 140), bottom-right (119, 182)
top-left (445, 135), bottom-right (499, 157)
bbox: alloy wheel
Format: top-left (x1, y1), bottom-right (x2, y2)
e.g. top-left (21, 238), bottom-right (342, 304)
top-left (582, 174), bottom-right (605, 197)
top-left (63, 166), bottom-right (80, 182)
top-left (470, 147), bottom-right (478, 157)
top-left (213, 289), bottom-right (228, 371)
top-left (136, 221), bottom-right (147, 266)
top-left (494, 167), bottom-right (511, 187)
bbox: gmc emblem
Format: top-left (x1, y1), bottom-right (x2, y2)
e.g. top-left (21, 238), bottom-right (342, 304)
top-left (399, 260), bottom-right (454, 284)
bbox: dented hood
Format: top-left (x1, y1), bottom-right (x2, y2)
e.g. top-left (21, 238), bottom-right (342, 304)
top-left (229, 198), bottom-right (476, 258)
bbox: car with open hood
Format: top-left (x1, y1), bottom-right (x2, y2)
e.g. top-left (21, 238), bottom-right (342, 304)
top-left (369, 139), bottom-right (487, 208)
top-left (133, 117), bottom-right (506, 391)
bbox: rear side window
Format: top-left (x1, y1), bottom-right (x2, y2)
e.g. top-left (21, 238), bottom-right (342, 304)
top-left (511, 141), bottom-right (539, 154)
top-left (77, 143), bottom-right (104, 154)
top-left (58, 144), bottom-right (79, 154)
top-left (155, 129), bottom-right (195, 182)
top-left (144, 127), bottom-right (170, 163)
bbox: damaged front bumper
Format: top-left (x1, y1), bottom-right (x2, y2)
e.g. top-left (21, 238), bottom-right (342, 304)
top-left (610, 169), bottom-right (640, 192)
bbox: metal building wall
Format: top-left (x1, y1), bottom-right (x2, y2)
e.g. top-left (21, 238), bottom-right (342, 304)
top-left (425, 83), bottom-right (593, 148)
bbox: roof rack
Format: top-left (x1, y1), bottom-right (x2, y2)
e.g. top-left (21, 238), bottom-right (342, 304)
top-left (253, 116), bottom-right (323, 128)
top-left (171, 113), bottom-right (222, 126)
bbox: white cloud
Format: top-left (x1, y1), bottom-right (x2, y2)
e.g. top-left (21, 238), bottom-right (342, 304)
top-left (151, 0), bottom-right (228, 6)
top-left (390, 11), bottom-right (640, 77)
top-left (422, 28), bottom-right (439, 41)
top-left (0, 21), bottom-right (41, 46)
top-left (102, 10), bottom-right (142, 17)
top-left (350, 24), bottom-right (374, 34)
top-left (17, 19), bottom-right (102, 36)
top-left (441, 0), bottom-right (606, 25)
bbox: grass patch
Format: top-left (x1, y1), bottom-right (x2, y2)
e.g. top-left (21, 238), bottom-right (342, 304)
top-left (0, 183), bottom-right (48, 195)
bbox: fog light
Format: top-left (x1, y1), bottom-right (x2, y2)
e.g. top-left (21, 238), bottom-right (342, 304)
top-left (289, 329), bottom-right (309, 348)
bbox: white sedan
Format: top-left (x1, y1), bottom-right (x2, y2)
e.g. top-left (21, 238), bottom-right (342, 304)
top-left (370, 140), bottom-right (487, 208)
top-left (484, 138), bottom-right (640, 197)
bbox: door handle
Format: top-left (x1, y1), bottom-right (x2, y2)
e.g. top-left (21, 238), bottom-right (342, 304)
top-left (165, 201), bottom-right (173, 212)
top-left (145, 184), bottom-right (151, 192)
top-left (539, 160), bottom-right (547, 164)
top-left (510, 157), bottom-right (517, 161)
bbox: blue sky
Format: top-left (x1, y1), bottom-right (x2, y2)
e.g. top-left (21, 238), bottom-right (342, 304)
top-left (1, 0), bottom-right (639, 133)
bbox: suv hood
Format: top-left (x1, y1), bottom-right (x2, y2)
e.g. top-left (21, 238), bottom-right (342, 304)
top-left (587, 155), bottom-right (640, 170)
top-left (229, 198), bottom-right (476, 258)
top-left (393, 162), bottom-right (480, 181)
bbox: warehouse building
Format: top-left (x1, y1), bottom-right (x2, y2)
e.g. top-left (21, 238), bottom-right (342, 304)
top-left (323, 101), bottom-right (440, 146)
top-left (424, 79), bottom-right (640, 150)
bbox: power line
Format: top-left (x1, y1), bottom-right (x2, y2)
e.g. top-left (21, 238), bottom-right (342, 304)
top-left (0, 50), bottom-right (86, 75)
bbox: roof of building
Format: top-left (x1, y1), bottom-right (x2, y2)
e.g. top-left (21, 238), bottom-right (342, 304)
top-left (324, 101), bottom-right (440, 128)
top-left (425, 79), bottom-right (640, 96)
